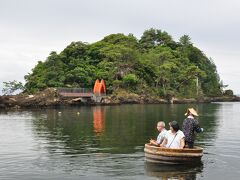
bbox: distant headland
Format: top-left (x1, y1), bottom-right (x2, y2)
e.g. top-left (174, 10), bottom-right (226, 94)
top-left (1, 28), bottom-right (238, 109)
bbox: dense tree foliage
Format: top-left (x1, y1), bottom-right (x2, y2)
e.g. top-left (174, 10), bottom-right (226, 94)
top-left (24, 29), bottom-right (223, 97)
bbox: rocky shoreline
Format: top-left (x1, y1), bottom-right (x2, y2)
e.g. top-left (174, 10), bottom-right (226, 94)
top-left (0, 88), bottom-right (239, 110)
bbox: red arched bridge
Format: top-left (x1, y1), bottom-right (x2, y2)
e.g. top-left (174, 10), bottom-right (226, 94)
top-left (57, 79), bottom-right (107, 103)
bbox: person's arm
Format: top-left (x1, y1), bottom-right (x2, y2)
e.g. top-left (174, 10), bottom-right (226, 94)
top-left (180, 138), bottom-right (185, 149)
top-left (194, 119), bottom-right (203, 133)
top-left (160, 138), bottom-right (167, 147)
top-left (149, 139), bottom-right (159, 146)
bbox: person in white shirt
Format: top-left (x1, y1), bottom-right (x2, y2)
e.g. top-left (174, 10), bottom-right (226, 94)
top-left (150, 121), bottom-right (167, 146)
top-left (160, 121), bottom-right (185, 149)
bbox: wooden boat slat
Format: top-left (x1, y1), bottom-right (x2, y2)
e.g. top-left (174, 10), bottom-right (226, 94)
top-left (144, 143), bottom-right (203, 164)
top-left (145, 143), bottom-right (203, 153)
top-left (144, 148), bottom-right (203, 157)
top-left (145, 153), bottom-right (201, 162)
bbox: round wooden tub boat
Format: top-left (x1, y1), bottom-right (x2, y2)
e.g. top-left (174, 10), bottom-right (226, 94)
top-left (144, 143), bottom-right (203, 164)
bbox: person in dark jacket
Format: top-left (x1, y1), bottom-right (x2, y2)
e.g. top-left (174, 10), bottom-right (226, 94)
top-left (182, 108), bottom-right (203, 148)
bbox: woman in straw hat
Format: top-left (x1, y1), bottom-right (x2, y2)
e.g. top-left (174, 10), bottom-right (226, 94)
top-left (182, 108), bottom-right (203, 148)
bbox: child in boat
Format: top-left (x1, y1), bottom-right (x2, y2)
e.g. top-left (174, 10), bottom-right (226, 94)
top-left (160, 121), bottom-right (185, 149)
top-left (149, 121), bottom-right (167, 146)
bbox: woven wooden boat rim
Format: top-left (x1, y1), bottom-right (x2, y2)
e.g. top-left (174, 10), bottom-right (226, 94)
top-left (144, 143), bottom-right (203, 157)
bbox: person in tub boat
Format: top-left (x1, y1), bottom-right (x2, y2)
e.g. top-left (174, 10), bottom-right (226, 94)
top-left (149, 121), bottom-right (168, 146)
top-left (160, 121), bottom-right (185, 149)
top-left (183, 108), bottom-right (203, 148)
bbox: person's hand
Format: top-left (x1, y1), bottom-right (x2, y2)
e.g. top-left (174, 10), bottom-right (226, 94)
top-left (160, 144), bottom-right (165, 148)
top-left (150, 139), bottom-right (155, 144)
top-left (150, 139), bottom-right (159, 146)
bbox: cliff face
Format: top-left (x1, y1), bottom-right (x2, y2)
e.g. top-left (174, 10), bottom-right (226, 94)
top-left (0, 88), bottom-right (60, 109)
top-left (0, 88), bottom-right (239, 110)
top-left (0, 88), bottom-right (165, 109)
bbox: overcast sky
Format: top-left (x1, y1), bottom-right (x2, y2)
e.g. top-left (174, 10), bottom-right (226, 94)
top-left (1, 0), bottom-right (240, 94)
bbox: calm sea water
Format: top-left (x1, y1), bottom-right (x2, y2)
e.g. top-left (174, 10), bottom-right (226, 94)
top-left (0, 103), bottom-right (240, 180)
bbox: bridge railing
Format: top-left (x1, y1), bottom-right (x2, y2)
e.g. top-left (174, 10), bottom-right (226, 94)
top-left (57, 88), bottom-right (93, 94)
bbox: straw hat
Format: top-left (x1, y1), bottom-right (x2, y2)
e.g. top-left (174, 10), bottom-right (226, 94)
top-left (184, 108), bottom-right (199, 116)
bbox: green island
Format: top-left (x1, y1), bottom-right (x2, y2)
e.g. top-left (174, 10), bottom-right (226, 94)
top-left (1, 28), bottom-right (238, 109)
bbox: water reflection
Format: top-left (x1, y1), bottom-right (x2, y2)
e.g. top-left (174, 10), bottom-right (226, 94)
top-left (29, 104), bottom-right (221, 155)
top-left (196, 103), bottom-right (220, 147)
top-left (145, 162), bottom-right (203, 180)
top-left (93, 106), bottom-right (106, 136)
top-left (1, 103), bottom-right (235, 179)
